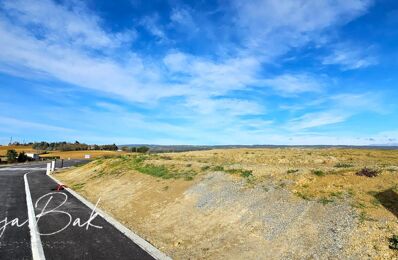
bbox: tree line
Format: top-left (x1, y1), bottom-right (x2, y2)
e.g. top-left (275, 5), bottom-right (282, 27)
top-left (32, 141), bottom-right (118, 151)
top-left (120, 146), bottom-right (150, 153)
top-left (5, 150), bottom-right (30, 163)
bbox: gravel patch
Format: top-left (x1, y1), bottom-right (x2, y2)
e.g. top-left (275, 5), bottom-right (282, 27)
top-left (187, 172), bottom-right (358, 259)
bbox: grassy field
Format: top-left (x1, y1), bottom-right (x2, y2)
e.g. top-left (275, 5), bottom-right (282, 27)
top-left (39, 150), bottom-right (126, 159)
top-left (55, 148), bottom-right (398, 259)
top-left (0, 145), bottom-right (125, 159)
top-left (0, 145), bottom-right (36, 156)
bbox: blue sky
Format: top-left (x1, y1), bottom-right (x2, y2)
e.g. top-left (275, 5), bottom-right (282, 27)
top-left (0, 0), bottom-right (397, 145)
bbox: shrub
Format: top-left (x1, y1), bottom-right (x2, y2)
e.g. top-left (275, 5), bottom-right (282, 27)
top-left (389, 235), bottom-right (398, 250)
top-left (296, 191), bottom-right (311, 200)
top-left (319, 197), bottom-right (334, 205)
top-left (334, 163), bottom-right (353, 168)
top-left (287, 169), bottom-right (299, 174)
top-left (213, 165), bottom-right (224, 171)
top-left (6, 149), bottom-right (18, 163)
top-left (312, 170), bottom-right (325, 176)
top-left (225, 168), bottom-right (253, 178)
top-left (136, 146), bottom-right (150, 153)
top-left (201, 165), bottom-right (210, 171)
top-left (137, 164), bottom-right (170, 178)
top-left (356, 167), bottom-right (380, 177)
top-left (17, 152), bottom-right (29, 162)
top-left (240, 170), bottom-right (253, 178)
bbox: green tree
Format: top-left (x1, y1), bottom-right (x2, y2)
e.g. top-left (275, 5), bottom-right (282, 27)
top-left (6, 149), bottom-right (18, 163)
top-left (136, 146), bottom-right (150, 153)
top-left (17, 152), bottom-right (29, 162)
top-left (121, 146), bottom-right (130, 152)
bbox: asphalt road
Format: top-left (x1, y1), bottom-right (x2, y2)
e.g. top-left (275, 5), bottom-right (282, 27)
top-left (0, 160), bottom-right (156, 260)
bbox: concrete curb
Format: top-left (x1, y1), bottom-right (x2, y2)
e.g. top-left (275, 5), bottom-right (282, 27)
top-left (47, 174), bottom-right (172, 260)
top-left (24, 172), bottom-right (46, 260)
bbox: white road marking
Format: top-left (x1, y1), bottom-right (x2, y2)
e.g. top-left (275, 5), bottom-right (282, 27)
top-left (0, 168), bottom-right (45, 171)
top-left (48, 174), bottom-right (172, 260)
top-left (24, 172), bottom-right (46, 260)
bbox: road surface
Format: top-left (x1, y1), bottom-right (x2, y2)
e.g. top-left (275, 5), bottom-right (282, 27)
top-left (0, 160), bottom-right (158, 260)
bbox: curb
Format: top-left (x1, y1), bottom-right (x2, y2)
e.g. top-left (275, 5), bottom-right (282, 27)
top-left (47, 174), bottom-right (172, 260)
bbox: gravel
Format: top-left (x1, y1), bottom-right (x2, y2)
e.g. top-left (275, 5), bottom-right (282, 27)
top-left (186, 172), bottom-right (358, 259)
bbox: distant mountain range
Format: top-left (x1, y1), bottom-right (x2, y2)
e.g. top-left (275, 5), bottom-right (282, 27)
top-left (370, 143), bottom-right (398, 147)
top-left (120, 144), bottom-right (398, 152)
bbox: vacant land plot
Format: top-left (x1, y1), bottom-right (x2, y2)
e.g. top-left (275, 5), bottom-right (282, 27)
top-left (0, 145), bottom-right (36, 156)
top-left (0, 145), bottom-right (124, 159)
top-left (55, 148), bottom-right (398, 259)
top-left (39, 150), bottom-right (125, 159)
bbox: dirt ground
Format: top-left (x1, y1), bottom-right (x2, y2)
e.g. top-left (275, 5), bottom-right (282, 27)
top-left (55, 148), bottom-right (398, 259)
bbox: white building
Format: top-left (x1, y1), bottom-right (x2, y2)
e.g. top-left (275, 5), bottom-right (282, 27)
top-left (26, 153), bottom-right (40, 160)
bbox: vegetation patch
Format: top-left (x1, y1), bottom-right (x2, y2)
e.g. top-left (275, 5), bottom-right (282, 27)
top-left (71, 182), bottom-right (85, 191)
top-left (212, 165), bottom-right (224, 171)
top-left (295, 191), bottom-right (311, 200)
top-left (330, 191), bottom-right (344, 199)
top-left (201, 165), bottom-right (210, 171)
top-left (389, 235), bottom-right (398, 250)
top-left (334, 163), bottom-right (353, 168)
top-left (92, 154), bottom-right (198, 180)
top-left (225, 168), bottom-right (253, 178)
top-left (137, 164), bottom-right (171, 178)
top-left (318, 197), bottom-right (334, 205)
top-left (358, 211), bottom-right (374, 223)
top-left (356, 167), bottom-right (380, 178)
top-left (312, 169), bottom-right (325, 177)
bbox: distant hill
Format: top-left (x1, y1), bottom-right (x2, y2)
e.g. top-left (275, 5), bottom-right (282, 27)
top-left (120, 144), bottom-right (398, 152)
top-left (370, 143), bottom-right (398, 147)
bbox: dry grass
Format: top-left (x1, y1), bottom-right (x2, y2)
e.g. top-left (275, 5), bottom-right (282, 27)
top-left (0, 145), bottom-right (126, 159)
top-left (39, 150), bottom-right (126, 159)
top-left (0, 145), bottom-right (36, 156)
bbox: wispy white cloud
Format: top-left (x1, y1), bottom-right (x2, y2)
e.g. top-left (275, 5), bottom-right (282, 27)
top-left (170, 7), bottom-right (197, 32)
top-left (2, 0), bottom-right (135, 49)
top-left (263, 74), bottom-right (324, 95)
top-left (322, 44), bottom-right (377, 70)
top-left (285, 92), bottom-right (384, 130)
top-left (287, 110), bottom-right (348, 130)
top-left (184, 96), bottom-right (264, 116)
top-left (231, 0), bottom-right (372, 56)
top-left (140, 14), bottom-right (168, 42)
top-left (0, 116), bottom-right (73, 133)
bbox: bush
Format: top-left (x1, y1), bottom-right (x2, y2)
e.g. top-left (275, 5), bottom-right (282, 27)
top-left (334, 163), bottom-right (353, 168)
top-left (136, 164), bottom-right (170, 178)
top-left (356, 167), bottom-right (380, 177)
top-left (212, 165), bottom-right (224, 171)
top-left (6, 149), bottom-right (18, 163)
top-left (136, 146), bottom-right (150, 153)
top-left (389, 235), bottom-right (398, 250)
top-left (312, 170), bottom-right (325, 176)
top-left (240, 170), bottom-right (253, 178)
top-left (225, 168), bottom-right (253, 178)
top-left (17, 152), bottom-right (29, 162)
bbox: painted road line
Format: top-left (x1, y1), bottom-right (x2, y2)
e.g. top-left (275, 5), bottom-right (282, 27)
top-left (48, 174), bottom-right (171, 260)
top-left (24, 172), bottom-right (46, 260)
top-left (0, 168), bottom-right (45, 171)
